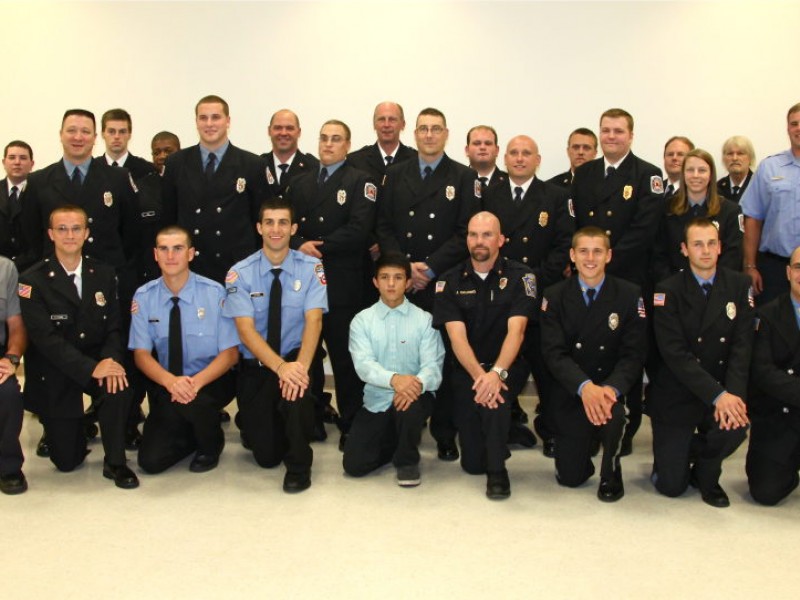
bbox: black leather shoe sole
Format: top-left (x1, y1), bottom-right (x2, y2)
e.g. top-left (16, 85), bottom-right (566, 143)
top-left (0, 472), bottom-right (28, 495)
top-left (103, 464), bottom-right (139, 489)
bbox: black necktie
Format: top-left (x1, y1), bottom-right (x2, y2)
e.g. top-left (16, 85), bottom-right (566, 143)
top-left (385, 155), bottom-right (394, 166)
top-left (606, 166), bottom-right (615, 178)
top-left (169, 297), bottom-right (183, 375)
top-left (67, 273), bottom-right (81, 299)
top-left (665, 183), bottom-right (675, 196)
top-left (732, 185), bottom-right (741, 197)
top-left (586, 288), bottom-right (596, 307)
top-left (71, 167), bottom-right (83, 186)
top-left (422, 166), bottom-right (433, 180)
top-left (701, 282), bottom-right (713, 298)
top-left (9, 185), bottom-right (19, 208)
top-left (205, 153), bottom-right (217, 180)
top-left (267, 268), bottom-right (283, 354)
top-left (513, 186), bottom-right (523, 206)
top-left (278, 163), bottom-right (289, 183)
top-left (318, 167), bottom-right (328, 186)
top-left (479, 176), bottom-right (489, 189)
top-left (111, 161), bottom-right (119, 168)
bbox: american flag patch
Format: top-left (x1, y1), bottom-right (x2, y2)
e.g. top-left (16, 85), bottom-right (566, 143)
top-left (653, 293), bottom-right (665, 307)
top-left (18, 283), bottom-right (31, 299)
top-left (225, 270), bottom-right (239, 284)
top-left (637, 297), bottom-right (646, 318)
top-left (435, 281), bottom-right (446, 293)
top-left (131, 299), bottom-right (139, 314)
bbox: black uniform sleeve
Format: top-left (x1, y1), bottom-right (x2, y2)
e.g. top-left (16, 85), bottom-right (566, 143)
top-left (375, 170), bottom-right (403, 256)
top-left (540, 285), bottom-right (591, 395)
top-left (319, 174), bottom-right (376, 256)
top-left (722, 277), bottom-right (754, 398)
top-left (539, 188), bottom-right (574, 288)
top-left (717, 200), bottom-right (743, 272)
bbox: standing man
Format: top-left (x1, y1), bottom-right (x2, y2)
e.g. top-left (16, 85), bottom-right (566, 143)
top-left (717, 135), bottom-right (755, 203)
top-left (162, 94), bottom-right (270, 284)
top-left (746, 244), bottom-right (800, 505)
top-left (344, 252), bottom-right (444, 486)
top-left (741, 102), bottom-right (800, 306)
top-left (483, 134), bottom-right (574, 455)
top-left (571, 107), bottom-right (664, 452)
top-left (465, 125), bottom-right (506, 190)
top-left (262, 109), bottom-right (319, 198)
top-left (96, 108), bottom-right (156, 180)
top-left (0, 256), bottom-right (27, 495)
top-left (649, 218), bottom-right (753, 507)
top-left (662, 136), bottom-right (695, 197)
top-left (540, 227), bottom-right (647, 501)
top-left (348, 101), bottom-right (417, 180)
top-left (547, 128), bottom-right (597, 189)
top-left (0, 141), bottom-right (34, 268)
top-left (130, 226), bottom-right (238, 474)
top-left (19, 206), bottom-right (138, 488)
top-left (223, 198), bottom-right (328, 493)
top-left (376, 107), bottom-right (481, 461)
top-left (433, 212), bottom-right (537, 499)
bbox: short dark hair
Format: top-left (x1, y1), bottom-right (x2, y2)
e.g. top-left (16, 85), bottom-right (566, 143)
top-left (195, 95), bottom-right (229, 116)
top-left (101, 108), bottom-right (132, 132)
top-left (155, 225), bottom-right (193, 249)
top-left (151, 131), bottom-right (181, 148)
top-left (49, 204), bottom-right (88, 228)
top-left (600, 108), bottom-right (634, 132)
top-left (663, 135), bottom-right (695, 153)
top-left (568, 128), bottom-right (597, 148)
top-left (417, 107), bottom-right (447, 127)
top-left (572, 226), bottom-right (610, 250)
top-left (374, 251), bottom-right (411, 278)
top-left (4, 140), bottom-right (33, 160)
top-left (321, 119), bottom-right (351, 141)
top-left (259, 196), bottom-right (295, 223)
top-left (61, 109), bottom-right (96, 130)
top-left (683, 216), bottom-right (720, 243)
top-left (466, 125), bottom-right (498, 146)
top-left (787, 102), bottom-right (800, 120)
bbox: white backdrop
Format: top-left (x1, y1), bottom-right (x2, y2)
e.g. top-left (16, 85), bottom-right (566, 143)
top-left (1, 1), bottom-right (797, 177)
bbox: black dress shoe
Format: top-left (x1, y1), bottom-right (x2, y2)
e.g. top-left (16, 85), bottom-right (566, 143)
top-left (338, 433), bottom-right (348, 452)
top-left (699, 483), bottom-right (730, 508)
top-left (102, 462), bottom-right (139, 489)
top-left (597, 477), bottom-right (625, 502)
top-left (219, 410), bottom-right (231, 423)
top-left (437, 441), bottom-right (459, 462)
top-left (507, 423), bottom-right (538, 448)
top-left (511, 408), bottom-right (529, 425)
top-left (189, 452), bottom-right (220, 473)
top-left (283, 471), bottom-right (311, 493)
top-left (0, 471), bottom-right (28, 495)
top-left (543, 438), bottom-right (556, 458)
top-left (36, 434), bottom-right (50, 458)
top-left (486, 469), bottom-right (511, 500)
top-left (125, 427), bottom-right (143, 451)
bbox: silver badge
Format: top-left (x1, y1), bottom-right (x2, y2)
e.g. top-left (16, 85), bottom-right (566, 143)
top-left (726, 302), bottom-right (736, 320)
top-left (609, 312), bottom-right (619, 331)
top-left (95, 291), bottom-right (106, 307)
top-left (103, 191), bottom-right (113, 207)
top-left (197, 307), bottom-right (206, 319)
top-left (445, 185), bottom-right (455, 201)
top-left (266, 168), bottom-right (275, 185)
top-left (293, 280), bottom-right (302, 292)
top-left (337, 190), bottom-right (347, 205)
top-left (236, 178), bottom-right (246, 193)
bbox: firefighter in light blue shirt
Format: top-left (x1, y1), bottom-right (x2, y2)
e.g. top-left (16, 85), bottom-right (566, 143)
top-left (344, 252), bottom-right (444, 487)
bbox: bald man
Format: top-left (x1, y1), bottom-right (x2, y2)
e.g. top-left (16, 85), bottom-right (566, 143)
top-left (348, 101), bottom-right (418, 180)
top-left (433, 212), bottom-right (538, 499)
top-left (482, 135), bottom-right (574, 456)
top-left (262, 108), bottom-right (320, 197)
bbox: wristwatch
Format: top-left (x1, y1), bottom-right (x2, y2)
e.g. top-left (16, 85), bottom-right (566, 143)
top-left (491, 366), bottom-right (508, 382)
top-left (4, 354), bottom-right (20, 368)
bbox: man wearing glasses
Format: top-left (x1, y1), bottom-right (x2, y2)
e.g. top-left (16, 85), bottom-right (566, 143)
top-left (19, 206), bottom-right (138, 489)
top-left (284, 120), bottom-right (376, 447)
top-left (376, 107), bottom-right (481, 462)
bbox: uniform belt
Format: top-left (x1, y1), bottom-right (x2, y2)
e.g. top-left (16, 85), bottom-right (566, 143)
top-left (241, 358), bottom-right (267, 369)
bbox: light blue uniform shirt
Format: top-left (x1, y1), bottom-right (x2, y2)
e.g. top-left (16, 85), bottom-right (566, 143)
top-left (222, 249), bottom-right (328, 357)
top-left (200, 141), bottom-right (230, 173)
top-left (741, 149), bottom-right (800, 257)
top-left (129, 272), bottom-right (239, 376)
top-left (349, 297), bottom-right (444, 413)
top-left (63, 157), bottom-right (92, 181)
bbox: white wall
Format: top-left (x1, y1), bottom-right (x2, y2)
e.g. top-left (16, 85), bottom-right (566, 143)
top-left (1, 1), bottom-right (797, 177)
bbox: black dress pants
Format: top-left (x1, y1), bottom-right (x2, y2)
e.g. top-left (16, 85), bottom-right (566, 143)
top-left (746, 411), bottom-right (800, 506)
top-left (0, 376), bottom-right (24, 476)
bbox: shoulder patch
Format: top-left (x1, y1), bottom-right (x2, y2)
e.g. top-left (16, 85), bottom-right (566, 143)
top-left (568, 198), bottom-right (575, 218)
top-left (131, 299), bottom-right (139, 314)
top-left (738, 213), bottom-right (744, 233)
top-left (435, 280), bottom-right (446, 293)
top-left (653, 292), bottom-right (665, 307)
top-left (522, 273), bottom-right (537, 298)
top-left (651, 175), bottom-right (664, 194)
top-left (314, 263), bottom-right (327, 286)
top-left (18, 283), bottom-right (32, 299)
top-left (225, 270), bottom-right (239, 284)
top-left (364, 182), bottom-right (377, 202)
top-left (474, 179), bottom-right (482, 199)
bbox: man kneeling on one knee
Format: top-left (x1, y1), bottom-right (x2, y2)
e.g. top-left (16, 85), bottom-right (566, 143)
top-left (343, 252), bottom-right (444, 487)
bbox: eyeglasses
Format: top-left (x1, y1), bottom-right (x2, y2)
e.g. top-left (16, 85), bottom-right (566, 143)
top-left (416, 125), bottom-right (445, 135)
top-left (319, 135), bottom-right (346, 144)
top-left (52, 225), bottom-right (86, 235)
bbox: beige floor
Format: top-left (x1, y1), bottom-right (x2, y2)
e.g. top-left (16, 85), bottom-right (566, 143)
top-left (2, 392), bottom-right (798, 600)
